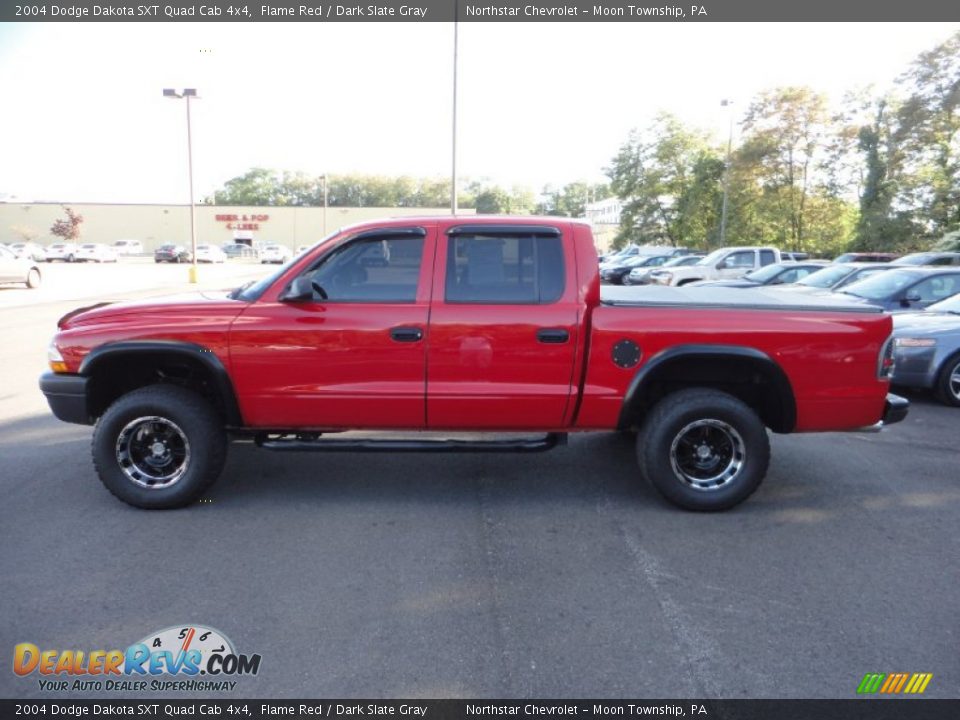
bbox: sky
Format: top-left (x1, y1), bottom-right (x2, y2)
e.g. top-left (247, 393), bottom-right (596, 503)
top-left (0, 21), bottom-right (958, 204)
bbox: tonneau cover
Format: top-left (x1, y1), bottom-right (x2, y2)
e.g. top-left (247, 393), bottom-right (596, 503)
top-left (600, 285), bottom-right (882, 314)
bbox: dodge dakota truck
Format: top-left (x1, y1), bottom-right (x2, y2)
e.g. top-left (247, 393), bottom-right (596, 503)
top-left (40, 217), bottom-right (908, 511)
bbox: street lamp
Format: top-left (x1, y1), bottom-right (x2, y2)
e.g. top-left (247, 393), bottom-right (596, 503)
top-left (318, 174), bottom-right (329, 234)
top-left (719, 98), bottom-right (734, 247)
top-left (451, 12), bottom-right (459, 215)
top-left (163, 88), bottom-right (200, 283)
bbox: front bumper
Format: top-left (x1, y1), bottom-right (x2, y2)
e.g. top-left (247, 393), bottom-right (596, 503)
top-left (39, 372), bottom-right (93, 425)
top-left (882, 393), bottom-right (909, 425)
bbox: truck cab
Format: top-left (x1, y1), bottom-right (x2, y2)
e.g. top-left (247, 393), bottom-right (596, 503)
top-left (651, 246), bottom-right (782, 286)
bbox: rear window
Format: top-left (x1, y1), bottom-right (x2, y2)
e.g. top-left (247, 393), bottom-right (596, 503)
top-left (445, 234), bottom-right (564, 304)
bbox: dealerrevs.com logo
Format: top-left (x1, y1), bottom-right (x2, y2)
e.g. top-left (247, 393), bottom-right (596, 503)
top-left (13, 625), bottom-right (261, 693)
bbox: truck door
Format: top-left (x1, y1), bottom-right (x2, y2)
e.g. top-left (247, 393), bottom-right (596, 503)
top-left (229, 227), bottom-right (435, 429)
top-left (426, 224), bottom-right (580, 430)
top-left (718, 249), bottom-right (758, 279)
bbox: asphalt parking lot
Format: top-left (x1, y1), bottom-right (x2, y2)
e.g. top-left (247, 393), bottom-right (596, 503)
top-left (1, 269), bottom-right (957, 700)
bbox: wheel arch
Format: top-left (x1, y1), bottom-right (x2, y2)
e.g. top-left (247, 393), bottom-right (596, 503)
top-left (618, 344), bottom-right (797, 433)
top-left (79, 340), bottom-right (243, 426)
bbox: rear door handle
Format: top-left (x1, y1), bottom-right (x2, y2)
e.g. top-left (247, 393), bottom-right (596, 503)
top-left (537, 328), bottom-right (569, 344)
top-left (390, 326), bottom-right (424, 343)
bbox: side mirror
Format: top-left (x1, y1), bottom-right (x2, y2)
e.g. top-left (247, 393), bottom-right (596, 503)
top-left (280, 275), bottom-right (315, 303)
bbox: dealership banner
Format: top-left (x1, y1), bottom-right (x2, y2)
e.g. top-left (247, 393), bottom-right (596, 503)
top-left (1, 700), bottom-right (959, 719)
top-left (2, 0), bottom-right (959, 22)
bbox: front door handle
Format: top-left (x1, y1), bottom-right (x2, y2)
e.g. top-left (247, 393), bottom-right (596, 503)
top-left (390, 326), bottom-right (424, 343)
top-left (537, 328), bottom-right (569, 344)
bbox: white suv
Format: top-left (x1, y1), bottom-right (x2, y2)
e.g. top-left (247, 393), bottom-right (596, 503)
top-left (650, 246), bottom-right (783, 286)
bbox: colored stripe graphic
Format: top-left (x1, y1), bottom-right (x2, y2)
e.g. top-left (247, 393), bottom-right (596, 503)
top-left (858, 672), bottom-right (932, 694)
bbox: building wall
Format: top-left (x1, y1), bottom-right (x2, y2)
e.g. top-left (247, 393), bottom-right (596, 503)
top-left (0, 203), bottom-right (473, 253)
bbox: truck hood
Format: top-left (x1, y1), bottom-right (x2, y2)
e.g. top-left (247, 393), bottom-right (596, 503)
top-left (892, 311), bottom-right (960, 336)
top-left (58, 290), bottom-right (246, 329)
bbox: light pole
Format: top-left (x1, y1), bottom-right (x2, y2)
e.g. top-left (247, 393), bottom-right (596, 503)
top-left (719, 98), bottom-right (734, 247)
top-left (163, 88), bottom-right (200, 283)
top-left (451, 11), bottom-right (459, 215)
top-left (319, 174), bottom-right (328, 234)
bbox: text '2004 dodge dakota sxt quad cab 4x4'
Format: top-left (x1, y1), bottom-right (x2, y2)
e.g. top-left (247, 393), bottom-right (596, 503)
top-left (40, 217), bottom-right (909, 511)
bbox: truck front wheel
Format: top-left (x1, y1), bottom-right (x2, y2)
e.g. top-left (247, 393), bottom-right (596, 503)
top-left (91, 385), bottom-right (227, 509)
top-left (637, 389), bottom-right (769, 511)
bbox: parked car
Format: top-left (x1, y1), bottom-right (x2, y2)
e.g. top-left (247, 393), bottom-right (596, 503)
top-left (785, 262), bottom-right (898, 293)
top-left (839, 267), bottom-right (960, 312)
top-left (650, 246), bottom-right (784, 286)
top-left (600, 244), bottom-right (689, 266)
top-left (39, 216), bottom-right (906, 512)
top-left (890, 293), bottom-right (960, 406)
top-left (9, 242), bottom-right (46, 262)
top-left (892, 251), bottom-right (960, 267)
top-left (624, 254), bottom-right (704, 286)
top-left (833, 252), bottom-right (900, 264)
top-left (0, 244), bottom-right (41, 288)
top-left (260, 244), bottom-right (292, 264)
top-left (45, 243), bottom-right (79, 263)
top-left (195, 245), bottom-right (227, 263)
top-left (222, 243), bottom-right (258, 259)
top-left (690, 262), bottom-right (826, 288)
top-left (154, 245), bottom-right (192, 263)
top-left (76, 243), bottom-right (119, 263)
top-left (620, 255), bottom-right (677, 285)
top-left (113, 239), bottom-right (144, 255)
top-left (602, 254), bottom-right (670, 285)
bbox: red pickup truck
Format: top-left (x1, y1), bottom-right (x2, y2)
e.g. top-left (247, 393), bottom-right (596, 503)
top-left (40, 216), bottom-right (907, 511)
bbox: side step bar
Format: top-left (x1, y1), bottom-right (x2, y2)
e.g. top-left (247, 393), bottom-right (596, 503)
top-left (255, 432), bottom-right (567, 453)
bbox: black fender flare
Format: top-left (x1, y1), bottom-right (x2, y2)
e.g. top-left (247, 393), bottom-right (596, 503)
top-left (617, 344), bottom-right (797, 433)
top-left (79, 340), bottom-right (243, 426)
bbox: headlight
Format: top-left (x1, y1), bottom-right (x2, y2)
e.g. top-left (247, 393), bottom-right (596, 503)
top-left (48, 340), bottom-right (68, 373)
top-left (894, 337), bottom-right (936, 348)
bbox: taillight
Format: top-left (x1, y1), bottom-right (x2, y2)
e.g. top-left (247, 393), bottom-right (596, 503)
top-left (878, 336), bottom-right (895, 379)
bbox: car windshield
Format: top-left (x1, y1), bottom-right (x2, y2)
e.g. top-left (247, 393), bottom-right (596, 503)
top-left (744, 264), bottom-right (786, 283)
top-left (926, 294), bottom-right (960, 314)
top-left (798, 265), bottom-right (852, 288)
top-left (896, 253), bottom-right (938, 265)
top-left (696, 249), bottom-right (727, 266)
top-left (81, 244), bottom-right (96, 249)
top-left (841, 269), bottom-right (919, 300)
top-left (159, 245), bottom-right (175, 250)
top-left (233, 231), bottom-right (339, 301)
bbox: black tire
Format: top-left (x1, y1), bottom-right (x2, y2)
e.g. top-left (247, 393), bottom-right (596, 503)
top-left (676, 278), bottom-right (700, 286)
top-left (636, 388), bottom-right (770, 511)
top-left (66, 254), bottom-right (75, 263)
top-left (92, 385), bottom-right (227, 509)
top-left (934, 353), bottom-right (960, 407)
top-left (25, 268), bottom-right (41, 289)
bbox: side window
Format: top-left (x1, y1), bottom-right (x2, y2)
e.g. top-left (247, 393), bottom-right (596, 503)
top-left (908, 276), bottom-right (957, 303)
top-left (759, 250), bottom-right (777, 266)
top-left (445, 234), bottom-right (564, 304)
top-left (309, 236), bottom-right (424, 302)
top-left (777, 268), bottom-right (800, 283)
top-left (723, 251), bottom-right (755, 269)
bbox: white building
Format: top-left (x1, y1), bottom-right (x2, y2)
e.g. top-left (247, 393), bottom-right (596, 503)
top-left (583, 197), bottom-right (623, 226)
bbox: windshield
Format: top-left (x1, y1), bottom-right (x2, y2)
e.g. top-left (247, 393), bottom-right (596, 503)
top-left (233, 231), bottom-right (339, 301)
top-left (696, 249), bottom-right (727, 266)
top-left (798, 265), bottom-right (852, 288)
top-left (926, 294), bottom-right (960, 313)
top-left (841, 269), bottom-right (918, 300)
top-left (743, 264), bottom-right (786, 283)
top-left (895, 253), bottom-right (937, 266)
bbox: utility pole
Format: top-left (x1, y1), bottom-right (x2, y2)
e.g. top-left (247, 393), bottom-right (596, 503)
top-left (719, 99), bottom-right (734, 247)
top-left (451, 10), bottom-right (459, 214)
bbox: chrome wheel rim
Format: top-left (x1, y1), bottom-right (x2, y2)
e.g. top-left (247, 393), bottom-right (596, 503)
top-left (669, 419), bottom-right (745, 491)
top-left (950, 361), bottom-right (960, 401)
top-left (115, 416), bottom-right (190, 489)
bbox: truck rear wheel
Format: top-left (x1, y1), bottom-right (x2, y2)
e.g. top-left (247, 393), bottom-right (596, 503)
top-left (636, 388), bottom-right (769, 511)
top-left (91, 385), bottom-right (227, 509)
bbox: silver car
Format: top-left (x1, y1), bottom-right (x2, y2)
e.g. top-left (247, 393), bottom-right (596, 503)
top-left (0, 244), bottom-right (41, 288)
top-left (891, 293), bottom-right (960, 406)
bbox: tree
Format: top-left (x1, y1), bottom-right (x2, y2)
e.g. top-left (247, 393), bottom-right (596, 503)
top-left (473, 185), bottom-right (534, 215)
top-left (537, 181), bottom-right (612, 217)
top-left (50, 207), bottom-right (83, 242)
top-left (607, 113), bottom-right (721, 248)
top-left (10, 225), bottom-right (40, 243)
